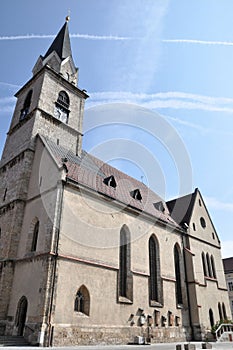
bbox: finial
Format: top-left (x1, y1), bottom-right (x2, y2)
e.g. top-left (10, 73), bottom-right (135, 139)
top-left (66, 9), bottom-right (71, 22)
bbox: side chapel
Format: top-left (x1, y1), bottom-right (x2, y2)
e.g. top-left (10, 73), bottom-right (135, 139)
top-left (0, 20), bottom-right (230, 346)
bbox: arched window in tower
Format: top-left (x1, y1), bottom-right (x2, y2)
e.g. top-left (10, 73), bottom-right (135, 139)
top-left (149, 234), bottom-right (162, 305)
top-left (54, 91), bottom-right (70, 123)
top-left (119, 225), bottom-right (133, 301)
top-left (74, 285), bottom-right (90, 316)
top-left (20, 90), bottom-right (33, 121)
top-left (202, 252), bottom-right (207, 277)
top-left (174, 244), bottom-right (183, 305)
top-left (31, 221), bottom-right (39, 252)
top-left (209, 308), bottom-right (215, 327)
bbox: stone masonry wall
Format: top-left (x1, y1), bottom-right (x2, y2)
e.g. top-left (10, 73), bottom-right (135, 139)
top-left (52, 325), bottom-right (190, 346)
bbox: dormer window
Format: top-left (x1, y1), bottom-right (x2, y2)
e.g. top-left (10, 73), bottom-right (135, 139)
top-left (154, 201), bottom-right (165, 212)
top-left (131, 189), bottom-right (142, 201)
top-left (54, 91), bottom-right (70, 123)
top-left (20, 90), bottom-right (33, 121)
top-left (103, 175), bottom-right (117, 188)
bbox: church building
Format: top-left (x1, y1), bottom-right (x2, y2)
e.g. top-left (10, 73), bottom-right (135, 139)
top-left (0, 20), bottom-right (230, 346)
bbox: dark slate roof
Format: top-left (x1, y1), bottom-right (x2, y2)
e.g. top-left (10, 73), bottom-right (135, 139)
top-left (166, 189), bottom-right (197, 225)
top-left (42, 137), bottom-right (180, 229)
top-left (223, 257), bottom-right (233, 273)
top-left (43, 22), bottom-right (72, 61)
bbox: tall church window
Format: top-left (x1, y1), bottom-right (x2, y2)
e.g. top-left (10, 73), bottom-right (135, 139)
top-left (174, 244), bottom-right (183, 305)
top-left (211, 255), bottom-right (216, 278)
top-left (54, 91), bottom-right (70, 123)
top-left (206, 253), bottom-right (213, 277)
top-left (20, 90), bottom-right (32, 121)
top-left (119, 225), bottom-right (133, 301)
top-left (149, 234), bottom-right (162, 305)
top-left (202, 252), bottom-right (207, 277)
top-left (218, 302), bottom-right (223, 321)
top-left (74, 285), bottom-right (90, 316)
top-left (31, 221), bottom-right (39, 252)
top-left (222, 303), bottom-right (227, 320)
top-left (209, 308), bottom-right (215, 328)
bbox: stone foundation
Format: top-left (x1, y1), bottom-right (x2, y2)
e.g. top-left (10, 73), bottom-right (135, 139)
top-left (51, 325), bottom-right (191, 347)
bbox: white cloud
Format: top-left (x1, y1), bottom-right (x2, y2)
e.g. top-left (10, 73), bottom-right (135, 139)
top-left (0, 96), bottom-right (16, 114)
top-left (0, 81), bottom-right (20, 89)
top-left (86, 90), bottom-right (233, 113)
top-left (204, 196), bottom-right (233, 213)
top-left (163, 39), bottom-right (233, 47)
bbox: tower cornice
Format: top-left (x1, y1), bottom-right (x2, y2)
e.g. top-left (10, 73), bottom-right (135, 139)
top-left (15, 65), bottom-right (89, 100)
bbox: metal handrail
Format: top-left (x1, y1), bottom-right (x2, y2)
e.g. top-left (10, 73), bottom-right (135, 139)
top-left (215, 323), bottom-right (233, 340)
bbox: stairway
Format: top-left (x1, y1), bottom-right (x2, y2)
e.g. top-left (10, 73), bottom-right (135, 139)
top-left (215, 323), bottom-right (233, 342)
top-left (0, 335), bottom-right (30, 347)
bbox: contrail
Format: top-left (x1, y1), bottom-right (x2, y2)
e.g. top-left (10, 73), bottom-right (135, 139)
top-left (162, 39), bottom-right (233, 46)
top-left (0, 33), bottom-right (133, 41)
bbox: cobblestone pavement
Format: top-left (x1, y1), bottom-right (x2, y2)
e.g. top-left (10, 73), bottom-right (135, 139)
top-left (2, 342), bottom-right (233, 350)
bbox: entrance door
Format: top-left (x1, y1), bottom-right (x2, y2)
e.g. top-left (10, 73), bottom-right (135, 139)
top-left (16, 297), bottom-right (28, 336)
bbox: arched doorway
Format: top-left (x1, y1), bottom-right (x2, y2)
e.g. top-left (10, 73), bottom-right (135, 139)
top-left (15, 296), bottom-right (28, 336)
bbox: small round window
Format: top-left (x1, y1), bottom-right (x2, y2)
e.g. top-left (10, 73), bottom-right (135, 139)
top-left (200, 217), bottom-right (206, 228)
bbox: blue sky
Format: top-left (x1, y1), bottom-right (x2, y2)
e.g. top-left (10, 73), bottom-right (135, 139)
top-left (1, 1), bottom-right (233, 257)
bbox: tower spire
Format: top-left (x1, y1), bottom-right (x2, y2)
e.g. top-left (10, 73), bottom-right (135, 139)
top-left (43, 21), bottom-right (72, 61)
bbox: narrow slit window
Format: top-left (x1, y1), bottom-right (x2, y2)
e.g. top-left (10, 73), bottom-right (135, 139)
top-left (31, 221), bottom-right (39, 252)
top-left (3, 188), bottom-right (7, 202)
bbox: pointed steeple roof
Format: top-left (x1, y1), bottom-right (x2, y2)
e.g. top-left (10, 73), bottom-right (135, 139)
top-left (44, 21), bottom-right (72, 61)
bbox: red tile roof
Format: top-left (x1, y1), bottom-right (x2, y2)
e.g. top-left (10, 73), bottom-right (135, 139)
top-left (43, 137), bottom-right (181, 229)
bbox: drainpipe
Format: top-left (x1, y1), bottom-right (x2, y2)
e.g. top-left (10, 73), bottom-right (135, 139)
top-left (45, 179), bottom-right (64, 347)
top-left (181, 226), bottom-right (194, 341)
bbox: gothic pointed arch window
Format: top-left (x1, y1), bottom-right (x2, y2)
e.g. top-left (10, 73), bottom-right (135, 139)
top-left (222, 302), bottom-right (227, 320)
top-left (206, 253), bottom-right (213, 277)
top-left (202, 252), bottom-right (207, 277)
top-left (74, 285), bottom-right (90, 316)
top-left (54, 90), bottom-right (70, 123)
top-left (211, 255), bottom-right (216, 279)
top-left (20, 90), bottom-right (33, 121)
top-left (148, 234), bottom-right (163, 306)
top-left (174, 243), bottom-right (183, 305)
top-left (209, 308), bottom-right (215, 327)
top-left (218, 302), bottom-right (223, 321)
top-left (119, 225), bottom-right (133, 302)
top-left (31, 220), bottom-right (39, 252)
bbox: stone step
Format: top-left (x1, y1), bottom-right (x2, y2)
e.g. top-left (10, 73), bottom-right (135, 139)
top-left (0, 335), bottom-right (30, 346)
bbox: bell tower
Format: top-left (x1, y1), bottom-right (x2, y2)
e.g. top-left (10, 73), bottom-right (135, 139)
top-left (1, 18), bottom-right (88, 166)
top-left (0, 19), bottom-right (88, 333)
